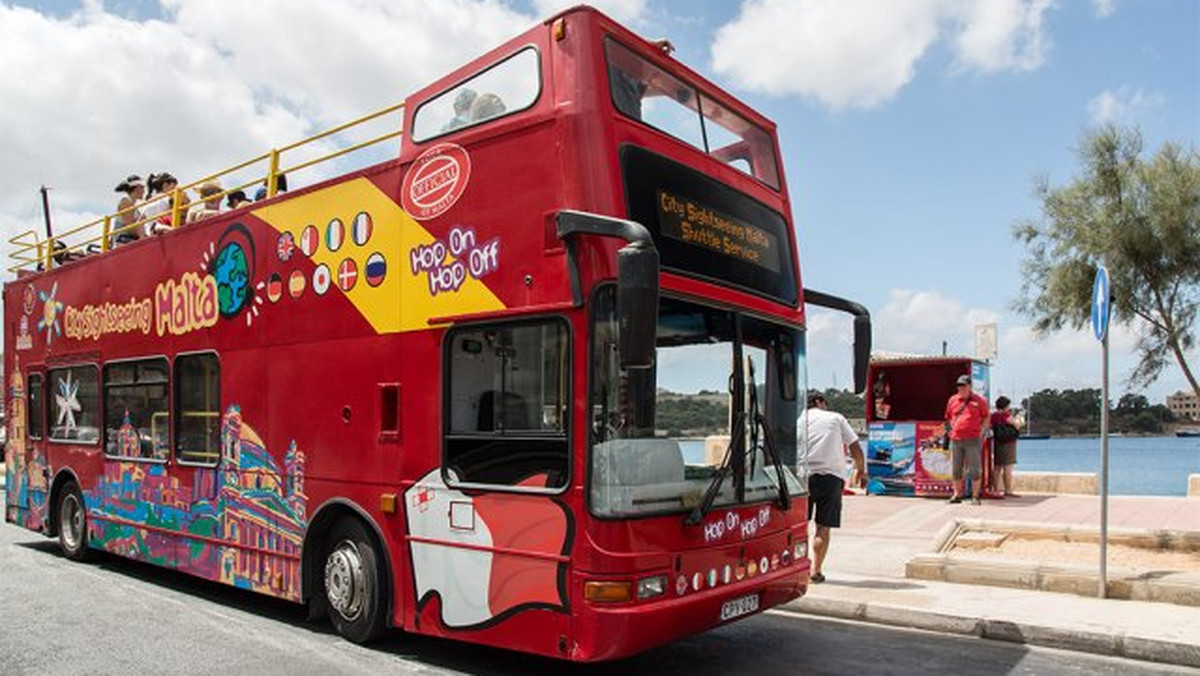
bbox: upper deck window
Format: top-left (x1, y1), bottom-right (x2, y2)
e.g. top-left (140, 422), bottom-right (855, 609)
top-left (412, 47), bottom-right (542, 142)
top-left (605, 38), bottom-right (781, 190)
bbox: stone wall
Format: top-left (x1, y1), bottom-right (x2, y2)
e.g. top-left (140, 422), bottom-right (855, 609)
top-left (1012, 471), bottom-right (1098, 495)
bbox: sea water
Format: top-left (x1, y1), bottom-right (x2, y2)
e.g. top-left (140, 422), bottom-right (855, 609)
top-left (681, 436), bottom-right (1200, 496)
top-left (1014, 436), bottom-right (1199, 497)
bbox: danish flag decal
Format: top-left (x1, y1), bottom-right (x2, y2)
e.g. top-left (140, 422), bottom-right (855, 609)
top-left (404, 469), bottom-right (572, 629)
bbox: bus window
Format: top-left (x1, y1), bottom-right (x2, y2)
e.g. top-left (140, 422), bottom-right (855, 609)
top-left (605, 38), bottom-right (781, 189)
top-left (104, 358), bottom-right (169, 461)
top-left (605, 38), bottom-right (704, 151)
top-left (27, 373), bottom-right (43, 440)
top-left (48, 365), bottom-right (100, 444)
top-left (176, 353), bottom-right (220, 465)
top-left (699, 93), bottom-right (780, 188)
top-left (444, 319), bottom-right (568, 491)
top-left (412, 47), bottom-right (542, 141)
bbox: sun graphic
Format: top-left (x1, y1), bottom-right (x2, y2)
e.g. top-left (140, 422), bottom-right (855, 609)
top-left (36, 282), bottom-right (63, 345)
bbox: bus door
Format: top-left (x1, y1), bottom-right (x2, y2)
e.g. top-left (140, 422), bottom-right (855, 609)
top-left (8, 366), bottom-right (48, 530)
top-left (168, 353), bottom-right (223, 579)
top-left (404, 318), bottom-right (572, 651)
top-left (95, 358), bottom-right (178, 567)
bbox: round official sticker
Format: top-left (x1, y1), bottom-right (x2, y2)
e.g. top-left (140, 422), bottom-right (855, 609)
top-left (676, 575), bottom-right (688, 596)
top-left (401, 143), bottom-right (471, 220)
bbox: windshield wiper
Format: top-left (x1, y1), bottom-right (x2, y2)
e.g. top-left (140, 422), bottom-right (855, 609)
top-left (746, 357), bottom-right (791, 511)
top-left (685, 409), bottom-right (746, 525)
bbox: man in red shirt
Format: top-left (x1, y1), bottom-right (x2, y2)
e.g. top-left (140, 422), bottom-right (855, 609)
top-left (945, 374), bottom-right (989, 505)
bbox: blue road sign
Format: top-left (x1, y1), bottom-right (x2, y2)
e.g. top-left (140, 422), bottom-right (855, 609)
top-left (1092, 266), bottom-right (1110, 341)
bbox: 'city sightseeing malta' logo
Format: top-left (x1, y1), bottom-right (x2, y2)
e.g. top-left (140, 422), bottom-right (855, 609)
top-left (37, 282), bottom-right (63, 345)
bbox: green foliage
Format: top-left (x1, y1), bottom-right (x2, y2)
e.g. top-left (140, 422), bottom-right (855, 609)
top-left (655, 394), bottom-right (728, 435)
top-left (818, 387), bottom-right (866, 419)
top-left (1022, 387), bottom-right (1175, 435)
top-left (1015, 125), bottom-right (1200, 397)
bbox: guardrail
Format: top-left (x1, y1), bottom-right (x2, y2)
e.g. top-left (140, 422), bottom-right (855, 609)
top-left (8, 101), bottom-right (406, 273)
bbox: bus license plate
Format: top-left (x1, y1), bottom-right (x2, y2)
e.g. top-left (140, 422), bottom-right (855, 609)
top-left (719, 594), bottom-right (759, 621)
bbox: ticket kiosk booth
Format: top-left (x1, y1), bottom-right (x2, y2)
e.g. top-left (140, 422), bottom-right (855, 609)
top-left (864, 356), bottom-right (997, 498)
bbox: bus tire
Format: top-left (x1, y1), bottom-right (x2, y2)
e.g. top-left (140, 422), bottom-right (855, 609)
top-left (57, 482), bottom-right (91, 562)
top-left (323, 517), bottom-right (387, 644)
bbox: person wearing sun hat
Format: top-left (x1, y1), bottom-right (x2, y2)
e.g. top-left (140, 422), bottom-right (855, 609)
top-left (944, 374), bottom-right (990, 505)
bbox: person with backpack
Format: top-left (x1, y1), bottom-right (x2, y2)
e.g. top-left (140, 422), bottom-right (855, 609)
top-left (990, 396), bottom-right (1021, 497)
top-left (944, 374), bottom-right (989, 505)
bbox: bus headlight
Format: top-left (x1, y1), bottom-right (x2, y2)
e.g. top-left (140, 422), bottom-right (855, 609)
top-left (637, 575), bottom-right (668, 600)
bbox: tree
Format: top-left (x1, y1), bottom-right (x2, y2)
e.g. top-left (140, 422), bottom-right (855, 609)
top-left (1015, 125), bottom-right (1200, 398)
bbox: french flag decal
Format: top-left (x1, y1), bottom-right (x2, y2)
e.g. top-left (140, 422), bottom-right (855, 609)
top-left (353, 211), bottom-right (373, 246)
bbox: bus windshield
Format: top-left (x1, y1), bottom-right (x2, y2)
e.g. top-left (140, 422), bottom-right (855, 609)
top-left (605, 37), bottom-right (780, 189)
top-left (590, 289), bottom-right (805, 518)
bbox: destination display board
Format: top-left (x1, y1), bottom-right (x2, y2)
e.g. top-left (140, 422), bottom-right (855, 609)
top-left (622, 145), bottom-right (797, 306)
top-left (656, 189), bottom-right (781, 274)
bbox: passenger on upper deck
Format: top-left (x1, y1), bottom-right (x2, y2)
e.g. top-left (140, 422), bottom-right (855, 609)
top-left (226, 190), bottom-right (251, 210)
top-left (142, 172), bottom-right (190, 235)
top-left (112, 175), bottom-right (145, 244)
top-left (441, 88), bottom-right (477, 132)
top-left (254, 173), bottom-right (288, 201)
top-left (469, 93), bottom-right (506, 123)
top-left (187, 181), bottom-right (224, 224)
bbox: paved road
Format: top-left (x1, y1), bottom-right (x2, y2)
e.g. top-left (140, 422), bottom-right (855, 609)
top-left (0, 519), bottom-right (1190, 675)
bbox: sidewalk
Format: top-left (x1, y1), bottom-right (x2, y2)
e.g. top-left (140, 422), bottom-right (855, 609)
top-left (781, 494), bottom-right (1200, 668)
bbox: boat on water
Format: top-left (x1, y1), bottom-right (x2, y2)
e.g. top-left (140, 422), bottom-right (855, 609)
top-left (1019, 433), bottom-right (1051, 440)
top-left (1177, 430), bottom-right (1200, 438)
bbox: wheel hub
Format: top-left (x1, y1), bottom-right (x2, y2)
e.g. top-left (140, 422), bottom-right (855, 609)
top-left (60, 494), bottom-right (83, 550)
top-left (325, 541), bottom-right (365, 621)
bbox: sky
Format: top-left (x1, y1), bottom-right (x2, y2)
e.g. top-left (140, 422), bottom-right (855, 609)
top-left (0, 0), bottom-right (1197, 405)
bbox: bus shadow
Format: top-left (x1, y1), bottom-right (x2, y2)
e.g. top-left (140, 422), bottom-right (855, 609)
top-left (16, 539), bottom-right (326, 634)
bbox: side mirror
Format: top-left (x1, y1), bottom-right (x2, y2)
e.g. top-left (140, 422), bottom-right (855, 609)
top-left (802, 287), bottom-right (872, 394)
top-left (618, 241), bottom-right (659, 369)
top-left (853, 314), bottom-right (871, 394)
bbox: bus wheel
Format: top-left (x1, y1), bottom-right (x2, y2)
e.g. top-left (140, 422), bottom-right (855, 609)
top-left (57, 482), bottom-right (91, 562)
top-left (323, 517), bottom-right (387, 644)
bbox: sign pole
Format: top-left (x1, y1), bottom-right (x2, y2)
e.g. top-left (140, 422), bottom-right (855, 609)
top-left (1100, 327), bottom-right (1109, 599)
top-left (1091, 265), bottom-right (1111, 600)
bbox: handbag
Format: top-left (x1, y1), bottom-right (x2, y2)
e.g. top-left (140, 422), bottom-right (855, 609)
top-left (994, 422), bottom-right (1020, 442)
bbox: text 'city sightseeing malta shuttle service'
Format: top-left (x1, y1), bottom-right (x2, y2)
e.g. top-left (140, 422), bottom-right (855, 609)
top-left (4, 5), bottom-right (868, 662)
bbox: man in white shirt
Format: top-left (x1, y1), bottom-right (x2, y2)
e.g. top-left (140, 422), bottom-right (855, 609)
top-left (799, 392), bottom-right (866, 583)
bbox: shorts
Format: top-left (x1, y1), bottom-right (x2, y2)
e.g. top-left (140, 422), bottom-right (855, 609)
top-left (807, 473), bottom-right (844, 528)
top-left (993, 441), bottom-right (1017, 466)
top-left (951, 437), bottom-right (982, 480)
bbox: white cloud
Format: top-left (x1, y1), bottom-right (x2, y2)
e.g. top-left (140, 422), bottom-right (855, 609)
top-left (0, 0), bottom-right (535, 246)
top-left (1087, 86), bottom-right (1166, 125)
top-left (532, 0), bottom-right (647, 23)
top-left (805, 287), bottom-right (1192, 403)
top-left (711, 0), bottom-right (1055, 110)
top-left (1093, 0), bottom-right (1117, 17)
top-left (948, 0), bottom-right (1052, 73)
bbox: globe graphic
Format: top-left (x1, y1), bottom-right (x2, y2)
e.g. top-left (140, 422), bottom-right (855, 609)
top-left (213, 243), bottom-right (250, 317)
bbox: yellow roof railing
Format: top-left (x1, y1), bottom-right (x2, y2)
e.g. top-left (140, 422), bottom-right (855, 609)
top-left (8, 101), bottom-right (405, 274)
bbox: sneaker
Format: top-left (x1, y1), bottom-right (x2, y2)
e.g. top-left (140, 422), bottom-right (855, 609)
top-left (971, 497), bottom-right (982, 506)
top-left (948, 495), bottom-right (962, 504)
top-left (811, 572), bottom-right (825, 584)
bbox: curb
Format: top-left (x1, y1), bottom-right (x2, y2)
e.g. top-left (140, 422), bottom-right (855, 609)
top-left (779, 597), bottom-right (1200, 669)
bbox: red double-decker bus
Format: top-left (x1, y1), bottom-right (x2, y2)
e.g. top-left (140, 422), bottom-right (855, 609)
top-left (4, 6), bottom-right (867, 661)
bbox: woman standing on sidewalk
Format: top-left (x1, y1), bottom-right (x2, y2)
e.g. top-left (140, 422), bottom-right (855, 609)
top-left (991, 397), bottom-right (1020, 497)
